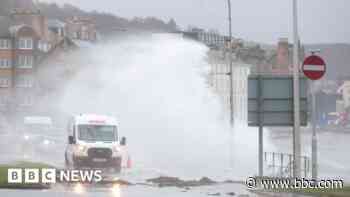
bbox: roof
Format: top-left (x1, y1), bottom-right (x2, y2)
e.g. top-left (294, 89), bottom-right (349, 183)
top-left (0, 16), bottom-right (12, 37)
top-left (74, 114), bottom-right (118, 125)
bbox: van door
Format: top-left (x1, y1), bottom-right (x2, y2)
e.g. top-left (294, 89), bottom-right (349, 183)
top-left (66, 124), bottom-right (76, 164)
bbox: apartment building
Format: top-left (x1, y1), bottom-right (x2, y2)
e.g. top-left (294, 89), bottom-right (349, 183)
top-left (0, 17), bottom-right (13, 114)
top-left (0, 7), bottom-right (52, 132)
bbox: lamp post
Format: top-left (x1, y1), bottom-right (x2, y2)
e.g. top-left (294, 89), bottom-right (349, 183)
top-left (225, 0), bottom-right (235, 170)
top-left (292, 0), bottom-right (301, 178)
top-left (226, 0), bottom-right (234, 127)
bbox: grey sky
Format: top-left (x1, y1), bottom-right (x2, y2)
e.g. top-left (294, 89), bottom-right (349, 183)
top-left (40, 0), bottom-right (350, 44)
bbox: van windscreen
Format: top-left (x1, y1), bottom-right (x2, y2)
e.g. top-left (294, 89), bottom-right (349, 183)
top-left (78, 125), bottom-right (117, 142)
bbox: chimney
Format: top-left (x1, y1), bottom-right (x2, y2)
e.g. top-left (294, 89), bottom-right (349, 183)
top-left (32, 14), bottom-right (49, 39)
top-left (276, 38), bottom-right (290, 69)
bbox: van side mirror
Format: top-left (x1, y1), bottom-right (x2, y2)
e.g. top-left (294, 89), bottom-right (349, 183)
top-left (68, 136), bottom-right (75, 144)
top-left (120, 137), bottom-right (127, 146)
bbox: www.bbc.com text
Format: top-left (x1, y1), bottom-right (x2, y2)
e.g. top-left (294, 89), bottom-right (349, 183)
top-left (246, 177), bottom-right (344, 190)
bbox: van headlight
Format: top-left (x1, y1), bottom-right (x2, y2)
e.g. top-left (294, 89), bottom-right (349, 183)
top-left (75, 145), bottom-right (88, 156)
top-left (43, 139), bottom-right (50, 145)
top-left (113, 146), bottom-right (121, 153)
top-left (24, 135), bottom-right (30, 141)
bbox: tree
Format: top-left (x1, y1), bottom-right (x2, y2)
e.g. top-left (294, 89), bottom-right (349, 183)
top-left (167, 18), bottom-right (178, 31)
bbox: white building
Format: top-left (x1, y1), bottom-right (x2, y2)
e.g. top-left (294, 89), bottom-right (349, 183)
top-left (337, 81), bottom-right (350, 110)
top-left (209, 60), bottom-right (251, 123)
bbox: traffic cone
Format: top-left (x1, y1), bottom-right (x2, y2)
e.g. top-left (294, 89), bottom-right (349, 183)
top-left (127, 155), bottom-right (132, 169)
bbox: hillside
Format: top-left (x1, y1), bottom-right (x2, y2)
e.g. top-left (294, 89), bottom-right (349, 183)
top-left (0, 0), bottom-right (178, 35)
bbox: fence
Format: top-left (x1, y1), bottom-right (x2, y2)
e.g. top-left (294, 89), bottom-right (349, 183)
top-left (264, 152), bottom-right (310, 177)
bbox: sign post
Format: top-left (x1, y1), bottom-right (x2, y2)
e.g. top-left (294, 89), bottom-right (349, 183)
top-left (248, 75), bottom-right (308, 177)
top-left (292, 0), bottom-right (301, 178)
top-left (258, 75), bottom-right (263, 177)
top-left (302, 54), bottom-right (326, 179)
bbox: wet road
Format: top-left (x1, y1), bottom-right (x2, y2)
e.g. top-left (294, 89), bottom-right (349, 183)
top-left (1, 127), bottom-right (349, 181)
top-left (0, 128), bottom-right (342, 197)
top-left (0, 184), bottom-right (310, 197)
top-left (266, 128), bottom-right (350, 181)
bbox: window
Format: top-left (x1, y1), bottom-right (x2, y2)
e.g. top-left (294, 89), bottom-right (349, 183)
top-left (15, 75), bottom-right (33, 88)
top-left (17, 55), bottom-right (33, 68)
top-left (0, 77), bottom-right (11, 88)
top-left (18, 38), bottom-right (33, 49)
top-left (0, 39), bottom-right (11, 49)
top-left (74, 32), bottom-right (79, 39)
top-left (0, 95), bottom-right (9, 106)
top-left (19, 94), bottom-right (33, 106)
top-left (0, 59), bottom-right (11, 68)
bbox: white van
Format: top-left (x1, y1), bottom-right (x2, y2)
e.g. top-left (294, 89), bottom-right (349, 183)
top-left (65, 114), bottom-right (127, 173)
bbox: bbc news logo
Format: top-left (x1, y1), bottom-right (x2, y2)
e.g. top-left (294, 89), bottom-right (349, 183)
top-left (8, 169), bottom-right (102, 184)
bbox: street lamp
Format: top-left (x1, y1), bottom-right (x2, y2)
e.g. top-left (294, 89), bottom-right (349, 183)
top-left (226, 0), bottom-right (234, 127)
top-left (225, 0), bottom-right (235, 170)
top-left (292, 0), bottom-right (302, 178)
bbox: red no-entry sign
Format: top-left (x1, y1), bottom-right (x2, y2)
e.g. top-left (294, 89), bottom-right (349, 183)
top-left (302, 55), bottom-right (326, 80)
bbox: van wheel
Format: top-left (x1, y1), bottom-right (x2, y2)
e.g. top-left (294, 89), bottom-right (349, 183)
top-left (113, 158), bottom-right (122, 173)
top-left (65, 153), bottom-right (70, 169)
top-left (72, 161), bottom-right (80, 170)
top-left (114, 165), bottom-right (121, 173)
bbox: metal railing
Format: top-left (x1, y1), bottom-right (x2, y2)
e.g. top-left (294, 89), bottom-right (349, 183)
top-left (264, 152), bottom-right (310, 177)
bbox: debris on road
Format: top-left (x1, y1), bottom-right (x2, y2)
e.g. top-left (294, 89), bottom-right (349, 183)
top-left (224, 180), bottom-right (244, 184)
top-left (99, 179), bottom-right (134, 186)
top-left (207, 192), bottom-right (221, 196)
top-left (146, 176), bottom-right (217, 188)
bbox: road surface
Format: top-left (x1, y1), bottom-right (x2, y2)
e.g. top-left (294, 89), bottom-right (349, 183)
top-left (0, 183), bottom-right (310, 197)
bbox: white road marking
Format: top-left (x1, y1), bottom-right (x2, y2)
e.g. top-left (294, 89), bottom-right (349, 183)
top-left (303, 64), bottom-right (325, 71)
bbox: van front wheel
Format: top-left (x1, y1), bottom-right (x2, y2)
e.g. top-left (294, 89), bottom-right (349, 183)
top-left (113, 165), bottom-right (121, 173)
top-left (65, 153), bottom-right (70, 168)
top-left (113, 158), bottom-right (122, 173)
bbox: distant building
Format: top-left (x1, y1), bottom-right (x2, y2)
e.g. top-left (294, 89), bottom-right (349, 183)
top-left (48, 19), bottom-right (66, 37)
top-left (236, 44), bottom-right (266, 73)
top-left (262, 38), bottom-right (305, 74)
top-left (65, 16), bottom-right (98, 42)
top-left (275, 38), bottom-right (290, 70)
top-left (337, 81), bottom-right (350, 110)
